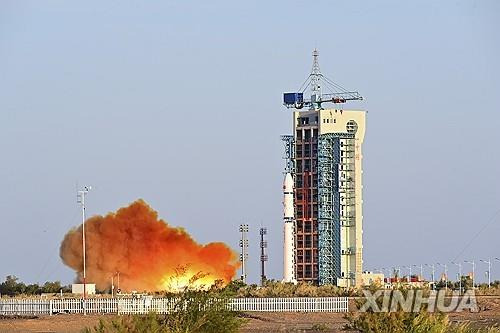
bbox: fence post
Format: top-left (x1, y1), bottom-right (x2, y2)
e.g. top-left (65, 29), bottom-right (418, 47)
top-left (49, 299), bottom-right (53, 316)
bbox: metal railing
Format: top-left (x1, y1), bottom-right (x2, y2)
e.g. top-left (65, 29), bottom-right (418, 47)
top-left (0, 297), bottom-right (349, 316)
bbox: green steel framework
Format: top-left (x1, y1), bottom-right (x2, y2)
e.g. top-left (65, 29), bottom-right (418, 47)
top-left (281, 135), bottom-right (295, 175)
top-left (339, 135), bottom-right (357, 283)
top-left (317, 132), bottom-right (355, 285)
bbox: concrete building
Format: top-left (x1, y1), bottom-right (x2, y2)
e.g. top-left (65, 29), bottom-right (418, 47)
top-left (282, 50), bottom-right (366, 287)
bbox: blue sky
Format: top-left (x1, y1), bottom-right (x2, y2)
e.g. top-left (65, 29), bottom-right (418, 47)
top-left (1, 0), bottom-right (499, 285)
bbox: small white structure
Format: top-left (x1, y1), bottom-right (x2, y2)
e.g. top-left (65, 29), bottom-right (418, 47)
top-left (361, 272), bottom-right (384, 286)
top-left (72, 283), bottom-right (96, 295)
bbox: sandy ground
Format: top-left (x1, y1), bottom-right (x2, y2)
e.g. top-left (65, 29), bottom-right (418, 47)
top-left (0, 297), bottom-right (498, 333)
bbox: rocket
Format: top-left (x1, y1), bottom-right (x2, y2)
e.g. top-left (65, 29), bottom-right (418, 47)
top-left (283, 173), bottom-right (297, 283)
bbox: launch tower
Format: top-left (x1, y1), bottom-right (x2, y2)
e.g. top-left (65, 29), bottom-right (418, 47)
top-left (282, 50), bottom-right (366, 287)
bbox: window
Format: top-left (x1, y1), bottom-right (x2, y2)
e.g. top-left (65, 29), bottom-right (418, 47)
top-left (304, 159), bottom-right (311, 171)
top-left (296, 176), bottom-right (303, 188)
top-left (305, 265), bottom-right (312, 278)
top-left (297, 250), bottom-right (304, 263)
top-left (305, 235), bottom-right (312, 248)
top-left (304, 145), bottom-right (311, 157)
top-left (305, 250), bottom-right (312, 263)
top-left (304, 129), bottom-right (311, 140)
top-left (347, 120), bottom-right (358, 134)
top-left (297, 235), bottom-right (304, 248)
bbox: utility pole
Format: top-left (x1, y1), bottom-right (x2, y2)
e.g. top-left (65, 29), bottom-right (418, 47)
top-left (452, 262), bottom-right (462, 295)
top-left (260, 227), bottom-right (268, 286)
top-left (77, 186), bottom-right (91, 315)
top-left (480, 259), bottom-right (491, 289)
top-left (239, 224), bottom-right (249, 284)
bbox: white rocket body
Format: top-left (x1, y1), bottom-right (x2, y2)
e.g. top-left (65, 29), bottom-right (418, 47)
top-left (283, 173), bottom-right (296, 283)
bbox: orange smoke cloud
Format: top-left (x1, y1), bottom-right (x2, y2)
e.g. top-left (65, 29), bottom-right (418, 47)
top-left (60, 199), bottom-right (240, 292)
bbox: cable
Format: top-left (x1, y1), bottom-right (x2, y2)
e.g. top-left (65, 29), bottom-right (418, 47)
top-left (35, 209), bottom-right (79, 283)
top-left (451, 208), bottom-right (500, 262)
top-left (298, 74), bottom-right (312, 93)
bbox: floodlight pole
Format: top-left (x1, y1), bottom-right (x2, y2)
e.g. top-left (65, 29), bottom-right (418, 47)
top-left (452, 261), bottom-right (462, 295)
top-left (464, 260), bottom-right (475, 290)
top-left (412, 264), bottom-right (421, 282)
top-left (403, 266), bottom-right (412, 283)
top-left (480, 259), bottom-right (491, 289)
top-left (77, 186), bottom-right (91, 315)
top-left (437, 263), bottom-right (448, 291)
top-left (380, 268), bottom-right (387, 283)
top-left (425, 264), bottom-right (435, 290)
top-left (392, 267), bottom-right (401, 282)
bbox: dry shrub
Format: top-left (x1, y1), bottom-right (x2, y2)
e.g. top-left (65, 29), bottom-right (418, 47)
top-left (345, 288), bottom-right (500, 333)
top-left (234, 280), bottom-right (349, 298)
top-left (83, 291), bottom-right (245, 333)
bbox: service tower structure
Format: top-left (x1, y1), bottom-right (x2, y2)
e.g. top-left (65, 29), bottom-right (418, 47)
top-left (281, 50), bottom-right (366, 287)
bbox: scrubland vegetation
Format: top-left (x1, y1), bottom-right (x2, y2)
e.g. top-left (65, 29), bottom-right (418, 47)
top-left (2, 275), bottom-right (500, 332)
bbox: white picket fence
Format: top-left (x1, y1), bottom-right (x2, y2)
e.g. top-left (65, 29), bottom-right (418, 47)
top-left (229, 297), bottom-right (348, 313)
top-left (0, 297), bottom-right (348, 316)
top-left (117, 297), bottom-right (348, 314)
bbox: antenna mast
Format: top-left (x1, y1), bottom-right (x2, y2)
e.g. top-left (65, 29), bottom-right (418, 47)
top-left (283, 49), bottom-right (363, 110)
top-left (311, 49), bottom-right (321, 110)
top-left (260, 227), bottom-right (268, 286)
top-left (239, 224), bottom-right (249, 284)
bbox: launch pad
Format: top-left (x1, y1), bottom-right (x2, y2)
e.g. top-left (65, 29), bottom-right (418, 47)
top-left (281, 50), bottom-right (366, 287)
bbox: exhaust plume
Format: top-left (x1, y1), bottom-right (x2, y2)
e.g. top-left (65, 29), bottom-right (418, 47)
top-left (60, 199), bottom-right (239, 292)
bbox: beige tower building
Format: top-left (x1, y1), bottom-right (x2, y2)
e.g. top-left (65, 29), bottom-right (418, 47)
top-left (282, 50), bottom-right (366, 287)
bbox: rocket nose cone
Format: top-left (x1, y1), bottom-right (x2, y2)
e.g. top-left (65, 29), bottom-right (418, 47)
top-left (284, 173), bottom-right (293, 191)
